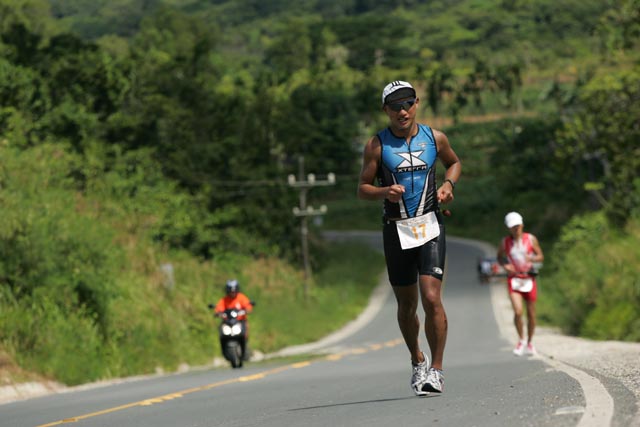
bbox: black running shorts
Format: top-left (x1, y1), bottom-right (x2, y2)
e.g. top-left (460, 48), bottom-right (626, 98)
top-left (382, 219), bottom-right (446, 286)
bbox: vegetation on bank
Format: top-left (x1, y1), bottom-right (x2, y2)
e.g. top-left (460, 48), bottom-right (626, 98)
top-left (538, 213), bottom-right (640, 342)
top-left (0, 0), bottom-right (638, 385)
top-left (0, 142), bottom-right (384, 384)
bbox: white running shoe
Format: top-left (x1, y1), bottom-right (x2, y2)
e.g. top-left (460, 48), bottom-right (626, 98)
top-left (513, 340), bottom-right (526, 356)
top-left (422, 368), bottom-right (444, 393)
top-left (526, 343), bottom-right (537, 356)
top-left (410, 352), bottom-right (429, 396)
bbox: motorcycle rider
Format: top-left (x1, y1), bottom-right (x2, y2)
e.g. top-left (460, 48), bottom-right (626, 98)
top-left (212, 279), bottom-right (254, 358)
top-left (213, 279), bottom-right (253, 318)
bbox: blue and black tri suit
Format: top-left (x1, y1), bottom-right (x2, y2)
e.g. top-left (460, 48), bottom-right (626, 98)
top-left (376, 124), bottom-right (447, 285)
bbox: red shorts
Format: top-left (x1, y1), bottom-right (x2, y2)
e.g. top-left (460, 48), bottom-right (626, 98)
top-left (507, 276), bottom-right (537, 302)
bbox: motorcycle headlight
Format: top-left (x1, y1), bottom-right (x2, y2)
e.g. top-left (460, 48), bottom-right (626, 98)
top-left (231, 324), bottom-right (242, 335)
top-left (221, 324), bottom-right (232, 335)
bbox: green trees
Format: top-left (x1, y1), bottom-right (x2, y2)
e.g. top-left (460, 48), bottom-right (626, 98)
top-left (596, 0), bottom-right (640, 56)
top-left (534, 0), bottom-right (640, 340)
top-left (556, 68), bottom-right (640, 226)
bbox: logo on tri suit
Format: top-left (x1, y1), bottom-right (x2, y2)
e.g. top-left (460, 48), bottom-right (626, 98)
top-left (432, 267), bottom-right (443, 275)
top-left (396, 151), bottom-right (428, 173)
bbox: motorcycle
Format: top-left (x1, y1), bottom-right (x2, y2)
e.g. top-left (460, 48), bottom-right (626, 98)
top-left (207, 304), bottom-right (254, 368)
top-left (477, 256), bottom-right (506, 283)
top-left (476, 256), bottom-right (542, 284)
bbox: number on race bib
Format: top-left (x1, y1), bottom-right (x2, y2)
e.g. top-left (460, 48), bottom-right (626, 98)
top-left (412, 224), bottom-right (427, 239)
top-left (396, 212), bottom-right (440, 250)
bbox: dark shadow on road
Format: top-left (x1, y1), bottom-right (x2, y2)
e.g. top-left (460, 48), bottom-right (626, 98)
top-left (288, 394), bottom-right (441, 411)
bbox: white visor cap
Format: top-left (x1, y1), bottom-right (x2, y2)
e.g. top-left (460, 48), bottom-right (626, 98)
top-left (504, 212), bottom-right (524, 228)
top-left (381, 80), bottom-right (416, 105)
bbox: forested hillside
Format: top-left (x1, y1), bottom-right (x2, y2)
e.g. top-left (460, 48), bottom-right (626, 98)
top-left (0, 0), bottom-right (638, 385)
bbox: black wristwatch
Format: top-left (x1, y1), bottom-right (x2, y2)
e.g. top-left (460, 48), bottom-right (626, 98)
top-left (444, 178), bottom-right (456, 190)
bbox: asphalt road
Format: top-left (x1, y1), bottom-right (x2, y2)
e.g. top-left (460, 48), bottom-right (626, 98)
top-left (0, 233), bottom-right (618, 427)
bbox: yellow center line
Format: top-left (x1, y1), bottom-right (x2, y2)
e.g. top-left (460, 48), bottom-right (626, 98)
top-left (37, 339), bottom-right (402, 426)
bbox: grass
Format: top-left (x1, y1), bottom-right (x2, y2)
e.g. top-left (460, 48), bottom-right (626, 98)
top-left (250, 240), bottom-right (385, 352)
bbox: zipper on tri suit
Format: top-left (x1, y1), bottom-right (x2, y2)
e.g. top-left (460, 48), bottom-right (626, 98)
top-left (408, 138), bottom-right (414, 193)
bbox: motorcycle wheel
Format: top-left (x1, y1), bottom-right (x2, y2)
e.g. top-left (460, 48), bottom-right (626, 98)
top-left (225, 341), bottom-right (243, 368)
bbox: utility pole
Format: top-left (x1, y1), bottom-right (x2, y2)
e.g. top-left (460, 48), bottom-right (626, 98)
top-left (288, 155), bottom-right (336, 300)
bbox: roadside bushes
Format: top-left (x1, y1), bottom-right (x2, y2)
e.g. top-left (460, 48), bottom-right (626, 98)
top-left (0, 142), bottom-right (227, 383)
top-left (0, 142), bottom-right (254, 383)
top-left (0, 294), bottom-right (106, 383)
top-left (0, 143), bottom-right (122, 383)
top-left (539, 211), bottom-right (640, 341)
top-left (0, 142), bottom-right (385, 385)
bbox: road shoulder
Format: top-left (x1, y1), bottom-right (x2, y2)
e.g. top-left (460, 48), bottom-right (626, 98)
top-left (451, 235), bottom-right (640, 427)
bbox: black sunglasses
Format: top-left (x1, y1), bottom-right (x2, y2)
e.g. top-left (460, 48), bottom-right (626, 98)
top-left (386, 98), bottom-right (417, 112)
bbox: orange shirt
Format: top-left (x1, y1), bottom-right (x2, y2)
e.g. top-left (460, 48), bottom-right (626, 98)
top-left (214, 293), bottom-right (253, 315)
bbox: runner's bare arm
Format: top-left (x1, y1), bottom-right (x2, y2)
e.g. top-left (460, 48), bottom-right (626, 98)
top-left (528, 235), bottom-right (545, 263)
top-left (434, 129), bottom-right (461, 204)
top-left (497, 242), bottom-right (516, 273)
top-left (357, 136), bottom-right (405, 203)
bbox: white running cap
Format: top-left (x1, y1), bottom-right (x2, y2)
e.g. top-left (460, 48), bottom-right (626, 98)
top-left (505, 212), bottom-right (523, 228)
top-left (381, 80), bottom-right (416, 105)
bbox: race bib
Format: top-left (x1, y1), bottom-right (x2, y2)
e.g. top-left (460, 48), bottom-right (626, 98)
top-left (511, 277), bottom-right (534, 293)
top-left (396, 212), bottom-right (440, 250)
